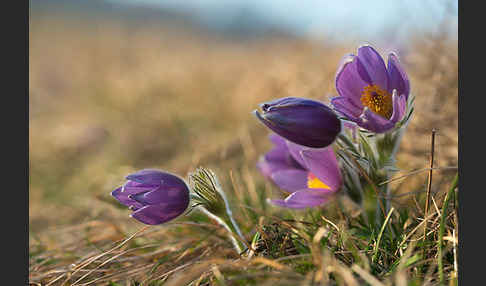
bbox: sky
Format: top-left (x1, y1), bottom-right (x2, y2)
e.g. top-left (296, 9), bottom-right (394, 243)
top-left (108, 0), bottom-right (457, 43)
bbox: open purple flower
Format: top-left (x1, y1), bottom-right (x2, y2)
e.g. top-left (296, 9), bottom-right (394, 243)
top-left (330, 45), bottom-right (410, 133)
top-left (254, 97), bottom-right (341, 148)
top-left (111, 169), bottom-right (190, 225)
top-left (257, 133), bottom-right (342, 209)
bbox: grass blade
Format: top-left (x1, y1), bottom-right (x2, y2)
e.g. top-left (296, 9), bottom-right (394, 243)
top-left (438, 173), bottom-right (459, 284)
top-left (372, 207), bottom-right (395, 263)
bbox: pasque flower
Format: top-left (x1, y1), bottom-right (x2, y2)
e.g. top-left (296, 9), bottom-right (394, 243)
top-left (111, 169), bottom-right (190, 225)
top-left (331, 45), bottom-right (410, 133)
top-left (257, 133), bottom-right (342, 209)
top-left (254, 97), bottom-right (341, 148)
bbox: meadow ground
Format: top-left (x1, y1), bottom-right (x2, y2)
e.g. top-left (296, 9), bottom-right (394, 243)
top-left (29, 14), bottom-right (458, 285)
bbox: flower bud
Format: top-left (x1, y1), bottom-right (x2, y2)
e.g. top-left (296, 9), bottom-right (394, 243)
top-left (111, 169), bottom-right (190, 225)
top-left (254, 97), bottom-right (341, 148)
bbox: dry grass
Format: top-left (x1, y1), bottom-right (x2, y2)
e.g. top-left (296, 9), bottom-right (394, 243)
top-left (29, 12), bottom-right (457, 285)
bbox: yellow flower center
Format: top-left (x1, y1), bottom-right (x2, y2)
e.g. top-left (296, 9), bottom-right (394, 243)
top-left (360, 84), bottom-right (393, 119)
top-left (307, 173), bottom-right (330, 190)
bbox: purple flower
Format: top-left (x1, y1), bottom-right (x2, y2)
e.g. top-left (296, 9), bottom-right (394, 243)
top-left (111, 169), bottom-right (190, 225)
top-left (254, 97), bottom-right (341, 148)
top-left (331, 45), bottom-right (410, 133)
top-left (257, 133), bottom-right (342, 209)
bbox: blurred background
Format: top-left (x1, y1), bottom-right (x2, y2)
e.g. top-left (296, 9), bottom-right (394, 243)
top-left (29, 0), bottom-right (457, 242)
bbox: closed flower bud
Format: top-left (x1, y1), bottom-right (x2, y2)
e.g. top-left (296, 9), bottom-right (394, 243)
top-left (254, 97), bottom-right (341, 148)
top-left (111, 169), bottom-right (190, 225)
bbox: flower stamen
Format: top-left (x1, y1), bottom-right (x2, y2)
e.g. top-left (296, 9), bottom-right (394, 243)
top-left (360, 84), bottom-right (393, 119)
top-left (307, 173), bottom-right (330, 190)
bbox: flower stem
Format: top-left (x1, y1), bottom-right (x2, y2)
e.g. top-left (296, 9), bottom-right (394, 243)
top-left (341, 147), bottom-right (386, 218)
top-left (219, 184), bottom-right (246, 245)
top-left (199, 207), bottom-right (245, 255)
top-left (385, 122), bottom-right (408, 212)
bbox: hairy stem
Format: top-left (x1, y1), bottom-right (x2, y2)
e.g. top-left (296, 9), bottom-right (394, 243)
top-left (199, 207), bottom-right (245, 255)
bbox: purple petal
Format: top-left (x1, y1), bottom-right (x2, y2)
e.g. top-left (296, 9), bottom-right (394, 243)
top-left (130, 186), bottom-right (190, 206)
top-left (256, 159), bottom-right (271, 177)
top-left (112, 180), bottom-right (156, 208)
top-left (387, 52), bottom-right (410, 100)
top-left (300, 147), bottom-right (342, 191)
top-left (355, 55), bottom-right (373, 84)
top-left (335, 55), bottom-right (369, 108)
top-left (126, 169), bottom-right (166, 185)
top-left (285, 140), bottom-right (309, 169)
top-left (357, 45), bottom-right (389, 91)
top-left (358, 107), bottom-right (395, 133)
top-left (257, 135), bottom-right (305, 178)
top-left (111, 186), bottom-right (145, 209)
top-left (130, 202), bottom-right (188, 225)
top-left (263, 147), bottom-right (289, 165)
top-left (122, 180), bottom-right (156, 193)
top-left (270, 169), bottom-right (309, 192)
top-left (126, 169), bottom-right (188, 191)
top-left (257, 159), bottom-right (276, 178)
top-left (269, 133), bottom-right (288, 149)
top-left (257, 157), bottom-right (295, 178)
top-left (269, 189), bottom-right (332, 209)
top-left (330, 96), bottom-right (362, 121)
top-left (389, 90), bottom-right (408, 123)
top-left (264, 141), bottom-right (293, 165)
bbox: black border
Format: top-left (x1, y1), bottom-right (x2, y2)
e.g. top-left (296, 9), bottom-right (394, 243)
top-left (458, 0), bottom-right (475, 285)
top-left (10, 0), bottom-right (28, 284)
